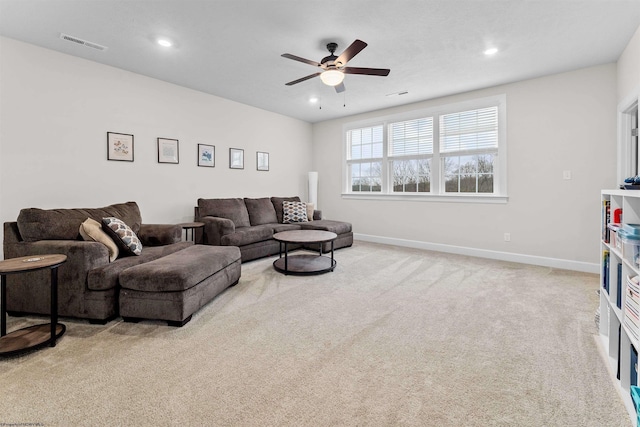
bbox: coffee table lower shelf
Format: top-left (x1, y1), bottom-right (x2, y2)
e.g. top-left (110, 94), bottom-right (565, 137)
top-left (273, 255), bottom-right (336, 275)
top-left (0, 323), bottom-right (66, 356)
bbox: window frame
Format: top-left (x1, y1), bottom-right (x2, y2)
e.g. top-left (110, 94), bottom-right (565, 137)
top-left (342, 94), bottom-right (507, 203)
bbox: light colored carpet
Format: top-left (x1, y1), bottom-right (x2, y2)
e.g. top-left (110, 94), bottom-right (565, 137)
top-left (0, 241), bottom-right (630, 426)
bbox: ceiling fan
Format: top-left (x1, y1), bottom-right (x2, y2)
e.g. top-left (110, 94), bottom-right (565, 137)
top-left (281, 39), bottom-right (390, 93)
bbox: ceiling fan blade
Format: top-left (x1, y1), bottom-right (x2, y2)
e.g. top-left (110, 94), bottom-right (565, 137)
top-left (334, 82), bottom-right (346, 93)
top-left (343, 67), bottom-right (390, 76)
top-left (335, 39), bottom-right (367, 66)
top-left (281, 53), bottom-right (322, 68)
top-left (285, 72), bottom-right (321, 86)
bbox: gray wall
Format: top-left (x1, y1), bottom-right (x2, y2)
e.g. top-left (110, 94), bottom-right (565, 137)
top-left (0, 37), bottom-right (313, 257)
top-left (312, 64), bottom-right (618, 271)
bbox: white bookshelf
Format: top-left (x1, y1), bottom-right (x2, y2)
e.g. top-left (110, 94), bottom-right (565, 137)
top-left (600, 189), bottom-right (640, 426)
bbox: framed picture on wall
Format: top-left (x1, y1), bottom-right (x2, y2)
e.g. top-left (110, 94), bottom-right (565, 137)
top-left (158, 138), bottom-right (179, 164)
top-left (107, 132), bottom-right (134, 162)
top-left (198, 144), bottom-right (215, 167)
top-left (257, 151), bottom-right (269, 171)
top-left (229, 148), bottom-right (244, 169)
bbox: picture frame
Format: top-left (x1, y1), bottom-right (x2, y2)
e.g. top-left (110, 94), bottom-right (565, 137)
top-left (158, 138), bottom-right (179, 164)
top-left (229, 148), bottom-right (244, 169)
top-left (198, 144), bottom-right (215, 167)
top-left (107, 132), bottom-right (134, 162)
top-left (257, 151), bottom-right (269, 171)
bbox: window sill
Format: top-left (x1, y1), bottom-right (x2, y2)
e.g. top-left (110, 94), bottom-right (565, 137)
top-left (341, 193), bottom-right (508, 204)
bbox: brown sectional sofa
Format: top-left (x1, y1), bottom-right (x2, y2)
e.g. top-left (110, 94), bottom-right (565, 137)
top-left (3, 202), bottom-right (240, 325)
top-left (196, 196), bottom-right (353, 262)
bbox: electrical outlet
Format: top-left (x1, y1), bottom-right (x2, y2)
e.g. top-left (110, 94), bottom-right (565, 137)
top-left (563, 170), bottom-right (572, 180)
top-left (504, 233), bottom-right (511, 242)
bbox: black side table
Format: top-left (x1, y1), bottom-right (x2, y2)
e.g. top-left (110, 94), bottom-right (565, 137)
top-left (178, 222), bottom-right (205, 243)
top-left (0, 254), bottom-right (67, 356)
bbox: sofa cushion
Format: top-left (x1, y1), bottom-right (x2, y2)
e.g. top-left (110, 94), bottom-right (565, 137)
top-left (282, 201), bottom-right (309, 224)
top-left (119, 245), bottom-right (241, 292)
top-left (17, 201), bottom-right (142, 242)
top-left (102, 217), bottom-right (143, 256)
top-left (271, 196), bottom-right (301, 223)
top-left (244, 197), bottom-right (278, 225)
top-left (87, 242), bottom-right (193, 291)
top-left (271, 223), bottom-right (303, 233)
top-left (79, 218), bottom-right (119, 262)
top-left (198, 198), bottom-right (250, 228)
top-left (220, 225), bottom-right (274, 246)
top-left (299, 220), bottom-right (352, 235)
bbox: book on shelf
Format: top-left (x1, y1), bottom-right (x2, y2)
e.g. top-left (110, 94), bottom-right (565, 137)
top-left (603, 200), bottom-right (611, 243)
top-left (617, 263), bottom-right (622, 309)
top-left (603, 250), bottom-right (610, 293)
top-left (631, 345), bottom-right (639, 387)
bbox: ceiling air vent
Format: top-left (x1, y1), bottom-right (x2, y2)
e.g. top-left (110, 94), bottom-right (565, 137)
top-left (59, 33), bottom-right (108, 51)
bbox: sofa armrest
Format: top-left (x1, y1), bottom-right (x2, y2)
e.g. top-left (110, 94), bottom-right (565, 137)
top-left (313, 210), bottom-right (322, 220)
top-left (4, 239), bottom-right (110, 290)
top-left (5, 239), bottom-right (109, 267)
top-left (200, 216), bottom-right (235, 246)
top-left (138, 224), bottom-right (182, 246)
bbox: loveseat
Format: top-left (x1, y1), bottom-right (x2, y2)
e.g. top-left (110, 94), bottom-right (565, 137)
top-left (195, 196), bottom-right (353, 262)
top-left (3, 202), bottom-right (194, 323)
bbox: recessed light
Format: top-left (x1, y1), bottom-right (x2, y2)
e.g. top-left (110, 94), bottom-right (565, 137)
top-left (484, 47), bottom-right (498, 56)
top-left (157, 39), bottom-right (173, 47)
top-left (309, 97), bottom-right (319, 103)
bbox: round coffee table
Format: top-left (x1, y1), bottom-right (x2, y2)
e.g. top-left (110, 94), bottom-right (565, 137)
top-left (0, 254), bottom-right (67, 356)
top-left (272, 230), bottom-right (337, 275)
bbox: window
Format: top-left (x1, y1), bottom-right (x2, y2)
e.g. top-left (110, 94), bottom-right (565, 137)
top-left (389, 118), bottom-right (432, 193)
top-left (344, 95), bottom-right (506, 201)
top-left (347, 125), bottom-right (383, 192)
top-left (440, 107), bottom-right (498, 194)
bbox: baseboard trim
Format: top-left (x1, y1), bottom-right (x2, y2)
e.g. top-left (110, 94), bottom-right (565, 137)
top-left (354, 233), bottom-right (599, 274)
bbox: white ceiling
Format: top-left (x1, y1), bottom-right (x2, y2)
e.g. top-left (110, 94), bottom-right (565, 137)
top-left (1, 0), bottom-right (639, 123)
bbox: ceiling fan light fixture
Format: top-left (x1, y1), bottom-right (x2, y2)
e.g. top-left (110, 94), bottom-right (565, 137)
top-left (320, 70), bottom-right (345, 86)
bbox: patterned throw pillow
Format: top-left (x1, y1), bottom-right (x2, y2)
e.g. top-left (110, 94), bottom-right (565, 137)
top-left (101, 217), bottom-right (142, 256)
top-left (282, 201), bottom-right (309, 224)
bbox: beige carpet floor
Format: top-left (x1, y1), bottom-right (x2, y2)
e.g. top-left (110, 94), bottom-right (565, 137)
top-left (0, 241), bottom-right (631, 426)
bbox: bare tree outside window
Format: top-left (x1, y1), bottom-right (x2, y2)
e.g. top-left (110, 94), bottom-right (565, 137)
top-left (444, 154), bottom-right (494, 193)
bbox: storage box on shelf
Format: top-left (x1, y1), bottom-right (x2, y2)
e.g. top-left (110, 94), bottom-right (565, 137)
top-left (601, 190), bottom-right (640, 426)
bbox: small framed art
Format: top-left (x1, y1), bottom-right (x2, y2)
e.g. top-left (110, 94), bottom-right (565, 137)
top-left (158, 138), bottom-right (179, 164)
top-left (257, 151), bottom-right (269, 171)
top-left (198, 144), bottom-right (215, 167)
top-left (229, 148), bottom-right (244, 169)
top-left (107, 132), bottom-right (134, 162)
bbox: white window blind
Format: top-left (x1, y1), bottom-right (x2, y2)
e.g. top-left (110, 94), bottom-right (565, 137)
top-left (343, 95), bottom-right (506, 199)
top-left (348, 125), bottom-right (383, 160)
top-left (389, 118), bottom-right (433, 156)
top-left (440, 107), bottom-right (498, 153)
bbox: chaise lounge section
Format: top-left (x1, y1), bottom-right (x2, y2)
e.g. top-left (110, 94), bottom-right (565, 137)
top-left (3, 202), bottom-right (240, 325)
top-left (195, 196), bottom-right (353, 262)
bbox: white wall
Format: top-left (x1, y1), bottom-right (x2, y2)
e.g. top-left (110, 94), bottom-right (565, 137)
top-left (312, 64), bottom-right (618, 271)
top-left (617, 24), bottom-right (640, 103)
top-left (0, 37), bottom-right (313, 257)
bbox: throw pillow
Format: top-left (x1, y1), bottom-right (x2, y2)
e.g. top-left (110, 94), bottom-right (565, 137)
top-left (282, 201), bottom-right (309, 224)
top-left (79, 218), bottom-right (119, 262)
top-left (306, 203), bottom-right (314, 222)
top-left (101, 217), bottom-right (142, 256)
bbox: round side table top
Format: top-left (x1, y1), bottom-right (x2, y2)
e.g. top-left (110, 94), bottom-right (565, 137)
top-left (178, 222), bottom-right (205, 229)
top-left (273, 230), bottom-right (337, 244)
top-left (0, 254), bottom-right (67, 274)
